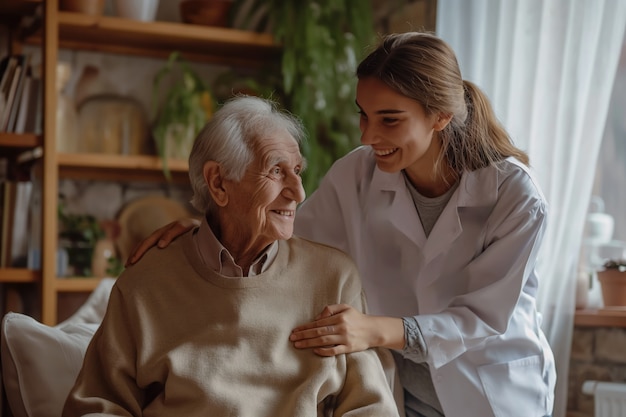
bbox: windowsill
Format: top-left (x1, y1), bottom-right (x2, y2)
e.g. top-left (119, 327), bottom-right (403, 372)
top-left (574, 308), bottom-right (626, 327)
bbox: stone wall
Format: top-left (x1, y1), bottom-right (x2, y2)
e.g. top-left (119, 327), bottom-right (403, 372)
top-left (568, 325), bottom-right (626, 416)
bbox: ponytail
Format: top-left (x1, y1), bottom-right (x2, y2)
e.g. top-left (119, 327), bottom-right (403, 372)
top-left (441, 80), bottom-right (529, 173)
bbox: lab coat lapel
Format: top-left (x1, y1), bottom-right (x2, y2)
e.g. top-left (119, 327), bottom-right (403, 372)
top-left (422, 194), bottom-right (462, 264)
top-left (368, 168), bottom-right (426, 248)
top-left (419, 168), bottom-right (499, 287)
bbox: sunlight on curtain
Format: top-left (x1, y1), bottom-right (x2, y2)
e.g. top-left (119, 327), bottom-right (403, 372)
top-left (593, 39), bottom-right (626, 245)
top-left (436, 1), bottom-right (626, 416)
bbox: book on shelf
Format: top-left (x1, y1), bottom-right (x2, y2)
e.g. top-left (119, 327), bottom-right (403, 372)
top-left (0, 55), bottom-right (19, 122)
top-left (0, 156), bottom-right (37, 269)
top-left (27, 161), bottom-right (42, 270)
top-left (13, 75), bottom-right (33, 134)
top-left (16, 75), bottom-right (42, 135)
top-left (0, 159), bottom-right (42, 271)
top-left (1, 65), bottom-right (23, 131)
top-left (0, 55), bottom-right (26, 131)
top-left (0, 55), bottom-right (12, 92)
top-left (0, 180), bottom-right (33, 268)
top-left (5, 55), bottom-right (31, 132)
top-left (10, 180), bottom-right (32, 267)
top-left (0, 56), bottom-right (18, 96)
top-left (0, 54), bottom-right (36, 133)
top-left (1, 181), bottom-right (17, 267)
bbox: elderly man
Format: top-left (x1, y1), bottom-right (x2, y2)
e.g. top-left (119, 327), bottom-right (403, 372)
top-left (63, 96), bottom-right (399, 417)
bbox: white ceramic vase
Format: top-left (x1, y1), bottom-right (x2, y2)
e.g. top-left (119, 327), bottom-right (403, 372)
top-left (114, 0), bottom-right (159, 21)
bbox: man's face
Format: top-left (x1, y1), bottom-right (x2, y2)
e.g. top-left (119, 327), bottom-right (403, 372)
top-left (221, 129), bottom-right (306, 254)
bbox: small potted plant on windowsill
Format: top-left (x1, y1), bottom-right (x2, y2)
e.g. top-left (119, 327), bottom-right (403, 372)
top-left (597, 259), bottom-right (626, 307)
top-left (151, 52), bottom-right (215, 179)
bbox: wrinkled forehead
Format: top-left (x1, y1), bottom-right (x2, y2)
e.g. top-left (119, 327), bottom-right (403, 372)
top-left (251, 130), bottom-right (303, 167)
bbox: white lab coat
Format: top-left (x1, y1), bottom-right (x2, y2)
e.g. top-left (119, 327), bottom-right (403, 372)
top-left (295, 146), bottom-right (556, 417)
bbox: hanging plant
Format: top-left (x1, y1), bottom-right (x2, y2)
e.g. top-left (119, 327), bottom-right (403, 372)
top-left (151, 52), bottom-right (215, 179)
top-left (232, 0), bottom-right (375, 193)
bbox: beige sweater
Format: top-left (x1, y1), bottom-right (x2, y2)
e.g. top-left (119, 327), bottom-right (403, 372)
top-left (63, 232), bottom-right (399, 417)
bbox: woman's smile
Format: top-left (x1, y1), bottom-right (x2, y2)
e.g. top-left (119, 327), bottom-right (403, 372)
top-left (373, 147), bottom-right (399, 157)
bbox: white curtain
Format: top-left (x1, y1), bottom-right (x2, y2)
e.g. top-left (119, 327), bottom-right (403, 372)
top-left (436, 1), bottom-right (626, 416)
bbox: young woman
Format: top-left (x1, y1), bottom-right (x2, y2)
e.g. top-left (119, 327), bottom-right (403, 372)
top-left (128, 32), bottom-right (556, 417)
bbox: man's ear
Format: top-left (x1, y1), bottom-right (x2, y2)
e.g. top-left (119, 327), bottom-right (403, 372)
top-left (203, 161), bottom-right (228, 207)
top-left (434, 113), bottom-right (453, 131)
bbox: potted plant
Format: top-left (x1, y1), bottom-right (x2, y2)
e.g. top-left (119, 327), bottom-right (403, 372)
top-left (57, 201), bottom-right (104, 277)
top-left (151, 51), bottom-right (215, 179)
top-left (597, 259), bottom-right (626, 307)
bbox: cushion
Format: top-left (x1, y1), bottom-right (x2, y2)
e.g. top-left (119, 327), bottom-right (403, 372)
top-left (1, 314), bottom-right (98, 417)
top-left (1, 278), bottom-right (115, 417)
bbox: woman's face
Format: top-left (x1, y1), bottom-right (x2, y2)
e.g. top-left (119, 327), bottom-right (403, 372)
top-left (356, 76), bottom-right (443, 176)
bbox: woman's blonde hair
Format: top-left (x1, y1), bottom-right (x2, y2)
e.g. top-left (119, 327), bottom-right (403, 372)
top-left (356, 32), bottom-right (528, 181)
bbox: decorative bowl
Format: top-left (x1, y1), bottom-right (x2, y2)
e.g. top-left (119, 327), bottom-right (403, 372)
top-left (179, 0), bottom-right (233, 27)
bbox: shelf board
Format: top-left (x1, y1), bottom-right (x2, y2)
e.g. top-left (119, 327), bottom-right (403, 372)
top-left (55, 277), bottom-right (104, 292)
top-left (28, 12), bottom-right (281, 67)
top-left (0, 268), bottom-right (40, 283)
top-left (58, 152), bottom-right (189, 183)
top-left (0, 132), bottom-right (43, 148)
top-left (575, 309), bottom-right (626, 328)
